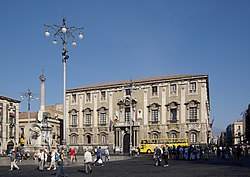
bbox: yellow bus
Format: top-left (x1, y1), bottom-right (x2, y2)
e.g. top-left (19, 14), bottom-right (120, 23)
top-left (139, 138), bottom-right (188, 153)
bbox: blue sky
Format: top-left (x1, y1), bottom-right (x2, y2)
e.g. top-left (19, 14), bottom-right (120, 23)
top-left (0, 0), bottom-right (249, 131)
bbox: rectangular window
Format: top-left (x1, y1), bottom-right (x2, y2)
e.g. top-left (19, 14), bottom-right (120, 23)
top-left (72, 115), bottom-right (77, 125)
top-left (100, 113), bottom-right (106, 124)
top-left (101, 91), bottom-right (106, 101)
top-left (151, 110), bottom-right (158, 122)
top-left (85, 114), bottom-right (91, 125)
top-left (170, 109), bottom-right (177, 122)
top-left (72, 94), bottom-right (76, 103)
top-left (125, 107), bottom-right (130, 122)
top-left (101, 135), bottom-right (106, 144)
top-left (0, 108), bottom-right (2, 123)
top-left (189, 107), bottom-right (197, 122)
top-left (125, 89), bottom-right (131, 96)
top-left (189, 82), bottom-right (196, 93)
top-left (170, 84), bottom-right (176, 93)
top-left (86, 93), bottom-right (91, 102)
top-left (20, 127), bottom-right (24, 137)
top-left (152, 86), bottom-right (158, 96)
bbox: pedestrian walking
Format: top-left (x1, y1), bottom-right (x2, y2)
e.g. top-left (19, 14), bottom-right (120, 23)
top-left (15, 150), bottom-right (21, 164)
top-left (155, 146), bottom-right (162, 166)
top-left (9, 150), bottom-right (19, 171)
top-left (163, 145), bottom-right (169, 167)
top-left (38, 149), bottom-right (46, 171)
top-left (104, 148), bottom-right (110, 162)
top-left (93, 147), bottom-right (103, 166)
top-left (55, 149), bottom-right (68, 177)
top-left (47, 148), bottom-right (57, 171)
top-left (69, 148), bottom-right (76, 163)
top-left (84, 148), bottom-right (93, 174)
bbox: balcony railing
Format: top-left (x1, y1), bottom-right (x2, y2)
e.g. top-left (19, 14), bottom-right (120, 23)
top-left (170, 119), bottom-right (178, 123)
top-left (149, 120), bottom-right (159, 124)
top-left (188, 119), bottom-right (198, 122)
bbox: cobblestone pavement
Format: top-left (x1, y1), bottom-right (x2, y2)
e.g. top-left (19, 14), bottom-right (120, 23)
top-left (0, 154), bottom-right (250, 177)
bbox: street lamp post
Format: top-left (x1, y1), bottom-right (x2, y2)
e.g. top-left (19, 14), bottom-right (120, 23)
top-left (130, 86), bottom-right (133, 157)
top-left (21, 89), bottom-right (38, 146)
top-left (126, 81), bottom-right (135, 157)
top-left (44, 17), bottom-right (84, 145)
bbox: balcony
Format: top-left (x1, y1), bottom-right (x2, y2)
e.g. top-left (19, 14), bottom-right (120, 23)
top-left (188, 119), bottom-right (198, 123)
top-left (149, 120), bottom-right (159, 124)
top-left (83, 123), bottom-right (92, 127)
top-left (170, 119), bottom-right (178, 123)
top-left (98, 122), bottom-right (107, 126)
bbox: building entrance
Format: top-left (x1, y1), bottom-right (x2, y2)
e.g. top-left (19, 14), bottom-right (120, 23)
top-left (123, 133), bottom-right (130, 153)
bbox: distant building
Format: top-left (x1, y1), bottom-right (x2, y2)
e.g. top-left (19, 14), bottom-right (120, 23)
top-left (226, 124), bottom-right (233, 146)
top-left (225, 120), bottom-right (243, 146)
top-left (46, 103), bottom-right (63, 112)
top-left (243, 104), bottom-right (250, 144)
top-left (217, 131), bottom-right (226, 147)
top-left (65, 74), bottom-right (211, 152)
top-left (232, 119), bottom-right (243, 145)
top-left (0, 95), bottom-right (20, 154)
top-left (19, 104), bottom-right (63, 148)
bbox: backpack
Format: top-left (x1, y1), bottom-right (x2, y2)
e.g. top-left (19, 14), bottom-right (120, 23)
top-left (55, 152), bottom-right (60, 161)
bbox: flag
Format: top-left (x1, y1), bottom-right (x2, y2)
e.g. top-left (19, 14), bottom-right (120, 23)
top-left (114, 111), bottom-right (119, 121)
top-left (109, 118), bottom-right (113, 132)
top-left (210, 118), bottom-right (214, 128)
top-left (240, 107), bottom-right (248, 119)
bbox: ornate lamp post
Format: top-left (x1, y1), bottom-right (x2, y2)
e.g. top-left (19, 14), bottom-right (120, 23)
top-left (44, 17), bottom-right (84, 144)
top-left (125, 81), bottom-right (135, 157)
top-left (20, 89), bottom-right (38, 146)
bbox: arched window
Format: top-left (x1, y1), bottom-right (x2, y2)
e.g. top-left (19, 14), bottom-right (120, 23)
top-left (97, 107), bottom-right (108, 125)
top-left (86, 135), bottom-right (91, 144)
top-left (69, 109), bottom-right (78, 126)
top-left (166, 101), bottom-right (180, 123)
top-left (83, 108), bottom-right (92, 126)
top-left (185, 100), bottom-right (200, 123)
top-left (190, 132), bottom-right (197, 143)
top-left (147, 103), bottom-right (161, 123)
top-left (151, 133), bottom-right (158, 143)
top-left (71, 135), bottom-right (77, 145)
top-left (152, 133), bottom-right (158, 139)
top-left (170, 133), bottom-right (177, 139)
top-left (101, 134), bottom-right (106, 144)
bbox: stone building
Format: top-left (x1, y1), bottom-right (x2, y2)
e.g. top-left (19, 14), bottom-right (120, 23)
top-left (65, 74), bottom-right (211, 153)
top-left (0, 95), bottom-right (20, 154)
top-left (19, 105), bottom-right (63, 149)
top-left (243, 104), bottom-right (250, 144)
top-left (232, 119), bottom-right (243, 145)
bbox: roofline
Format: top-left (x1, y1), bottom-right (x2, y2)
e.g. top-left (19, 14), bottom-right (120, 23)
top-left (67, 74), bottom-right (208, 93)
top-left (0, 95), bottom-right (21, 103)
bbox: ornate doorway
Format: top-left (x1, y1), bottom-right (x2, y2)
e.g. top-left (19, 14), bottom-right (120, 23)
top-left (123, 133), bottom-right (130, 153)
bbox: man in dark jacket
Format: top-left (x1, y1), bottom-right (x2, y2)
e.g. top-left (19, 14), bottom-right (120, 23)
top-left (163, 145), bottom-right (169, 167)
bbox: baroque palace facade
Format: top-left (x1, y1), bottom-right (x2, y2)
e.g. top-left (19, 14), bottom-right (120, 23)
top-left (65, 74), bottom-right (211, 153)
top-left (0, 95), bottom-right (20, 154)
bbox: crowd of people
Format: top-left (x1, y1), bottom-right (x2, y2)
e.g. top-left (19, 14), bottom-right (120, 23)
top-left (7, 144), bottom-right (249, 175)
top-left (152, 144), bottom-right (250, 167)
top-left (153, 145), bottom-right (210, 167)
top-left (8, 146), bottom-right (109, 175)
top-left (213, 145), bottom-right (249, 160)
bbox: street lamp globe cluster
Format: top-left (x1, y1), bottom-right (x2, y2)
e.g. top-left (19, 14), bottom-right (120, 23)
top-left (44, 18), bottom-right (84, 47)
top-left (44, 17), bottom-right (84, 145)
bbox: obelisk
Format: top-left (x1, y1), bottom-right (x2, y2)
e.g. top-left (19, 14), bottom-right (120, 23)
top-left (38, 70), bottom-right (46, 122)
